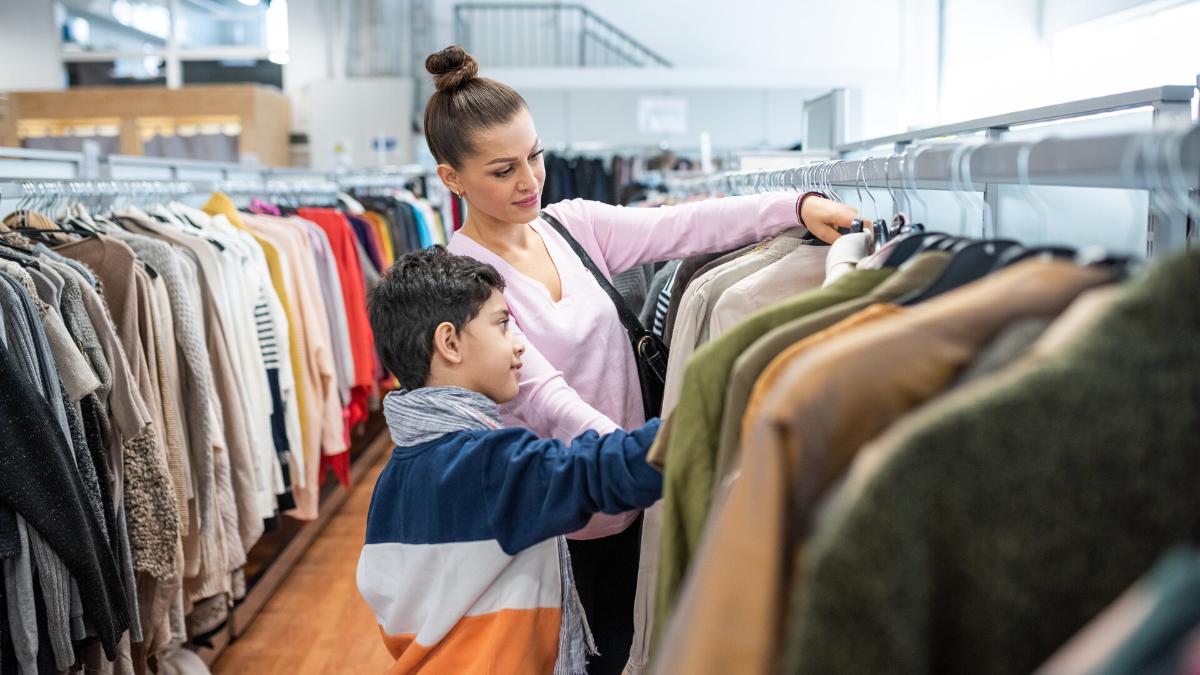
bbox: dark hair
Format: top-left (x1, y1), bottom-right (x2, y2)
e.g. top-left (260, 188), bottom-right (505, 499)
top-left (368, 245), bottom-right (506, 390)
top-left (423, 45), bottom-right (528, 168)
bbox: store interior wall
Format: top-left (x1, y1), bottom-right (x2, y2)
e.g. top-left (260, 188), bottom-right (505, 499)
top-left (306, 78), bottom-right (415, 170)
top-left (516, 88), bottom-right (817, 153)
top-left (0, 2), bottom-right (64, 91)
top-left (432, 0), bottom-right (936, 142)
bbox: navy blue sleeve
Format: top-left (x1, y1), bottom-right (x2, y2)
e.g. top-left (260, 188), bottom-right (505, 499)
top-left (477, 419), bottom-right (662, 555)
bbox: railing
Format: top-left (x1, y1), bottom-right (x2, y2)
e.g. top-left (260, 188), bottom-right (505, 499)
top-left (834, 83), bottom-right (1198, 257)
top-left (837, 85), bottom-right (1195, 155)
top-left (453, 3), bottom-right (672, 68)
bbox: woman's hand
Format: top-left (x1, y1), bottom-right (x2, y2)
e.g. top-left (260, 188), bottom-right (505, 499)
top-left (799, 196), bottom-right (863, 244)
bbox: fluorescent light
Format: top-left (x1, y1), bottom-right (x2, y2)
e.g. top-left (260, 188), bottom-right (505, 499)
top-left (268, 51), bottom-right (290, 65)
top-left (266, 0), bottom-right (288, 55)
top-left (237, 0), bottom-right (261, 6)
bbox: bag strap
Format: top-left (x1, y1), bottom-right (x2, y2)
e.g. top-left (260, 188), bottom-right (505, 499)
top-left (539, 210), bottom-right (648, 338)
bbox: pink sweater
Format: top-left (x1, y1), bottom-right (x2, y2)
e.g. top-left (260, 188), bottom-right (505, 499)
top-left (447, 193), bottom-right (803, 538)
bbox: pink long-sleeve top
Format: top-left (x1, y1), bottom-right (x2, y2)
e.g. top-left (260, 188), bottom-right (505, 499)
top-left (447, 193), bottom-right (804, 538)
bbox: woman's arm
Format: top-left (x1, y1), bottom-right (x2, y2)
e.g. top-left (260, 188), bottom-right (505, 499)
top-left (545, 193), bottom-right (858, 278)
top-left (500, 316), bottom-right (621, 442)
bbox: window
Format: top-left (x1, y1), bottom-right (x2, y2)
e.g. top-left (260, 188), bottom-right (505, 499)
top-left (57, 0), bottom-right (289, 88)
top-left (1047, 1), bottom-right (1200, 101)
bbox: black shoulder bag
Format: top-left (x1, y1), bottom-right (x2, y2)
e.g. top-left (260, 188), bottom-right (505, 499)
top-left (540, 211), bottom-right (668, 419)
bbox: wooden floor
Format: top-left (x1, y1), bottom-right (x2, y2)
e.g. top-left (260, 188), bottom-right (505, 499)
top-left (213, 456), bottom-right (394, 674)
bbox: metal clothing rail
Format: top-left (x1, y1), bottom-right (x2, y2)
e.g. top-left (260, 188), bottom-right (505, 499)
top-left (837, 85), bottom-right (1196, 154)
top-left (333, 164), bottom-right (432, 190)
top-left (0, 179), bottom-right (205, 201)
top-left (668, 124), bottom-right (1200, 257)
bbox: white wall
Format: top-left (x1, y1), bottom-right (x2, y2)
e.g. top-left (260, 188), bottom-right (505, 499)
top-left (430, 0), bottom-right (932, 140)
top-left (307, 78), bottom-right (415, 170)
top-left (0, 1), bottom-right (64, 91)
top-left (939, 0), bottom-right (1051, 122)
top-left (517, 87), bottom-right (817, 151)
top-left (489, 67), bottom-right (906, 148)
top-left (284, 0), bottom-right (337, 131)
top-left (452, 0), bottom-right (904, 72)
top-left (938, 0), bottom-right (1199, 124)
top-left (1041, 0), bottom-right (1192, 33)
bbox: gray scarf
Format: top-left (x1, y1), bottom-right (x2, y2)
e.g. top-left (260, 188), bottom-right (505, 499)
top-left (382, 386), bottom-right (597, 673)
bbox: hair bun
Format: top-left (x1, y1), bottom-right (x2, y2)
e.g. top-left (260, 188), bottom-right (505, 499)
top-left (426, 46), bottom-right (479, 93)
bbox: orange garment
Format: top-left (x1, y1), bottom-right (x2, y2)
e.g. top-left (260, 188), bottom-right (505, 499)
top-left (366, 211), bottom-right (395, 267)
top-left (740, 303), bottom-right (905, 441)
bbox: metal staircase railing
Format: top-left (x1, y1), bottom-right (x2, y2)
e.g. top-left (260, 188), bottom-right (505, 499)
top-left (453, 3), bottom-right (672, 68)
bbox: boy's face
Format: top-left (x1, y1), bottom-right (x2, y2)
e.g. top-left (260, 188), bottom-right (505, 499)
top-left (458, 290), bottom-right (525, 404)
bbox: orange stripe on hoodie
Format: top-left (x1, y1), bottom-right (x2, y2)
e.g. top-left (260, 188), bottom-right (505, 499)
top-left (380, 607), bottom-right (561, 674)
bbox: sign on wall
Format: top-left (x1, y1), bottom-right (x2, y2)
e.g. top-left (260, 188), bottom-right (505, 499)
top-left (637, 97), bottom-right (688, 135)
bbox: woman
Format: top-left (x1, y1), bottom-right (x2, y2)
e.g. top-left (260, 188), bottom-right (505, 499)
top-left (423, 46), bottom-right (860, 674)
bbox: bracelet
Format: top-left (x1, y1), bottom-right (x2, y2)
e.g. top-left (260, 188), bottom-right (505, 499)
top-left (797, 191), bottom-right (827, 230)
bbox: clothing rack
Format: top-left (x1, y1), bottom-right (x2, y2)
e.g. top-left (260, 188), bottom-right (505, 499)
top-left (0, 179), bottom-right (202, 201)
top-left (0, 167), bottom-right (407, 669)
top-left (668, 123), bottom-right (1200, 258)
top-left (334, 165), bottom-right (432, 193)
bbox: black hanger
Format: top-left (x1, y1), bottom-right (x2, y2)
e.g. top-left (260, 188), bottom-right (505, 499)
top-left (1076, 250), bottom-right (1139, 281)
top-left (898, 239), bottom-right (1022, 306)
top-left (991, 244), bottom-right (1076, 271)
top-left (61, 213), bottom-right (102, 236)
top-left (837, 218), bottom-right (866, 236)
top-left (10, 226), bottom-right (95, 240)
top-left (880, 230), bottom-right (948, 267)
top-left (872, 218), bottom-right (890, 248)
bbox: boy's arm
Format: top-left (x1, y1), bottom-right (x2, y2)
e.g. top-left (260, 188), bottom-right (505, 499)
top-left (474, 420), bottom-right (663, 555)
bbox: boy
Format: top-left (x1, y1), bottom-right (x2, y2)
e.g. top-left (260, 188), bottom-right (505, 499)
top-left (358, 246), bottom-right (662, 674)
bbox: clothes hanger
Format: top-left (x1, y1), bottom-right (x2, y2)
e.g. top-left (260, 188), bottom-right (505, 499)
top-left (880, 145), bottom-right (942, 267)
top-left (991, 139), bottom-right (1076, 270)
top-left (861, 157), bottom-right (891, 248)
top-left (918, 143), bottom-right (989, 254)
top-left (882, 154), bottom-right (902, 234)
top-left (897, 143), bottom-right (1022, 305)
top-left (10, 184), bottom-right (95, 240)
top-left (897, 237), bottom-right (1022, 306)
top-left (885, 152), bottom-right (923, 238)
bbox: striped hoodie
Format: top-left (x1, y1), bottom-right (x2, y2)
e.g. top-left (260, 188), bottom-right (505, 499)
top-left (358, 386), bottom-right (662, 674)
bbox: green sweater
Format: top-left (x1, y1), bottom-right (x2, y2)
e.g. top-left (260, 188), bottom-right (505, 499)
top-left (654, 268), bottom-right (894, 642)
top-left (787, 250), bottom-right (1200, 674)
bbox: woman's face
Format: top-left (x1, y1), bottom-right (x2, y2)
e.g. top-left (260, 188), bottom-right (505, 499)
top-left (440, 107), bottom-right (547, 226)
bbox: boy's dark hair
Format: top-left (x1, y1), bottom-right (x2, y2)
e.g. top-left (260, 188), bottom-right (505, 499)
top-left (369, 245), bottom-right (506, 390)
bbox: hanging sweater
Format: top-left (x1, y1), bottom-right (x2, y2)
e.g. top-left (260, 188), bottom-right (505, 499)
top-left (0, 323), bottom-right (130, 660)
top-left (358, 387), bottom-right (663, 674)
top-left (447, 193), bottom-right (804, 538)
